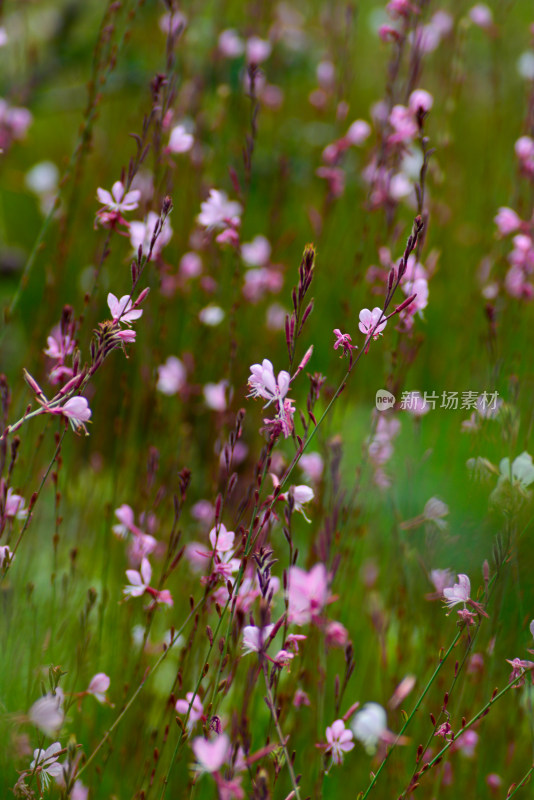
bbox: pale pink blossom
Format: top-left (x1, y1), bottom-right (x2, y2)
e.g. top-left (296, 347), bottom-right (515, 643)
top-left (209, 524), bottom-right (235, 554)
top-left (0, 545), bottom-right (14, 568)
top-left (430, 569), bottom-right (455, 595)
top-left (29, 742), bottom-right (63, 789)
top-left (129, 211), bottom-right (173, 257)
top-left (246, 36), bottom-right (272, 64)
top-left (203, 381), bottom-right (228, 411)
top-left (46, 397), bottom-right (91, 434)
top-left (325, 719), bottom-right (355, 765)
top-left (287, 563), bottom-right (328, 625)
top-left (192, 734), bottom-right (230, 773)
top-left (175, 692), bottom-right (204, 730)
top-left (325, 620), bottom-right (349, 647)
top-left (159, 11), bottom-right (187, 34)
top-left (157, 356), bottom-right (186, 395)
top-left (241, 235), bottom-right (271, 267)
top-left (87, 673), bottom-right (110, 704)
top-left (468, 4), bottom-right (493, 29)
top-left (198, 189), bottom-right (242, 229)
top-left (124, 558), bottom-right (152, 598)
top-left (358, 307), bottom-right (387, 339)
top-left (218, 29), bottom-right (244, 58)
top-left (5, 487), bottom-right (27, 519)
top-left (293, 688), bottom-right (311, 707)
top-left (167, 124), bottom-right (194, 153)
top-left (29, 690), bottom-right (64, 737)
top-left (97, 181), bottom-right (140, 213)
top-left (179, 251), bottom-right (203, 278)
top-left (388, 105), bottom-right (418, 143)
top-left (248, 359), bottom-right (290, 407)
top-left (317, 60), bottom-right (336, 88)
top-left (346, 119), bottom-right (371, 145)
top-left (107, 293), bottom-right (143, 325)
top-left (299, 452), bottom-right (324, 483)
top-left (495, 207), bottom-right (522, 236)
top-left (408, 89), bottom-right (433, 115)
top-left (242, 624), bottom-right (275, 654)
top-left (443, 574), bottom-right (471, 609)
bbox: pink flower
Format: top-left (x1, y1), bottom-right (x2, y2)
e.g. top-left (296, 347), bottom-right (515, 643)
top-left (209, 523), bottom-right (235, 554)
top-left (468, 4), bottom-right (493, 29)
top-left (299, 452), bottom-right (324, 483)
top-left (107, 293), bottom-right (143, 325)
top-left (43, 397), bottom-right (92, 434)
top-left (97, 181), bottom-right (140, 213)
top-left (293, 688), bottom-right (311, 707)
top-left (325, 621), bottom-right (349, 647)
top-left (218, 29), bottom-right (244, 58)
top-left (287, 563), bottom-right (329, 625)
top-left (388, 105), bottom-right (418, 143)
top-left (203, 381), bottom-right (228, 411)
top-left (241, 235), bottom-right (271, 267)
top-left (358, 307), bottom-right (387, 339)
top-left (242, 624), bottom-right (275, 654)
top-left (443, 574), bottom-right (471, 609)
top-left (157, 356), bottom-right (186, 395)
top-left (198, 189), bottom-right (242, 229)
top-left (333, 328), bottom-right (358, 357)
top-left (0, 545), bottom-right (14, 568)
top-left (246, 36), bottom-right (272, 64)
top-left (248, 359), bottom-right (290, 407)
top-left (87, 673), bottom-right (110, 704)
top-left (167, 124), bottom-right (194, 153)
top-left (175, 692), bottom-right (204, 730)
top-left (5, 487), bottom-right (28, 519)
top-left (325, 719), bottom-right (355, 765)
top-left (430, 569), bottom-right (455, 595)
top-left (28, 690), bottom-right (64, 737)
top-left (506, 657), bottom-right (534, 687)
top-left (129, 211), bottom-right (173, 257)
top-left (124, 558), bottom-right (152, 598)
top-left (494, 207), bottom-right (522, 236)
top-left (29, 743), bottom-right (63, 789)
top-left (192, 734), bottom-right (230, 773)
top-left (345, 119), bottom-right (371, 145)
top-left (408, 89), bottom-right (433, 115)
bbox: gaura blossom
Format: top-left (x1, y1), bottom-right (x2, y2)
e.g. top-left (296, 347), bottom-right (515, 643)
top-left (167, 124), bottom-right (194, 153)
top-left (248, 359), bottom-right (290, 408)
top-left (87, 673), bottom-right (111, 704)
top-left (242, 624), bottom-right (275, 655)
top-left (506, 658), bottom-right (534, 688)
top-left (28, 689), bottom-right (64, 737)
top-left (287, 563), bottom-right (329, 625)
top-left (157, 356), bottom-right (186, 395)
top-left (42, 397), bottom-right (92, 435)
top-left (358, 307), bottom-right (387, 340)
top-left (0, 545), bottom-right (14, 568)
top-left (325, 719), bottom-right (355, 765)
top-left (97, 181), bottom-right (140, 213)
top-left (29, 743), bottom-right (63, 789)
top-left (129, 211), bottom-right (173, 257)
top-left (443, 574), bottom-right (471, 609)
top-left (107, 293), bottom-right (143, 326)
top-left (192, 733), bottom-right (231, 773)
top-left (350, 703), bottom-right (388, 754)
top-left (197, 189), bottom-right (242, 230)
top-left (175, 692), bottom-right (204, 730)
top-left (5, 487), bottom-right (28, 519)
top-left (123, 558), bottom-right (173, 606)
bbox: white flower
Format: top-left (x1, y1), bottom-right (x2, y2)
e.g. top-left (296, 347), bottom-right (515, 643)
top-left (350, 703), bottom-right (387, 754)
top-left (499, 452), bottom-right (534, 488)
top-left (198, 305), bottom-right (225, 326)
top-left (358, 307), bottom-right (387, 338)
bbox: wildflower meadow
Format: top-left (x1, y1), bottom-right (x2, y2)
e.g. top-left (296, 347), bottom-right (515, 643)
top-left (2, 0), bottom-right (534, 797)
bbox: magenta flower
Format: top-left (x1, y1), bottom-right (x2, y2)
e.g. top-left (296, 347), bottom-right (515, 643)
top-left (325, 719), bottom-right (355, 765)
top-left (107, 293), bottom-right (143, 326)
top-left (506, 658), bottom-right (534, 688)
top-left (358, 307), bottom-right (387, 339)
top-left (333, 328), bottom-right (358, 357)
top-left (495, 207), bottom-right (521, 236)
top-left (192, 733), bottom-right (230, 773)
top-left (443, 574), bottom-right (471, 609)
top-left (97, 181), bottom-right (140, 213)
